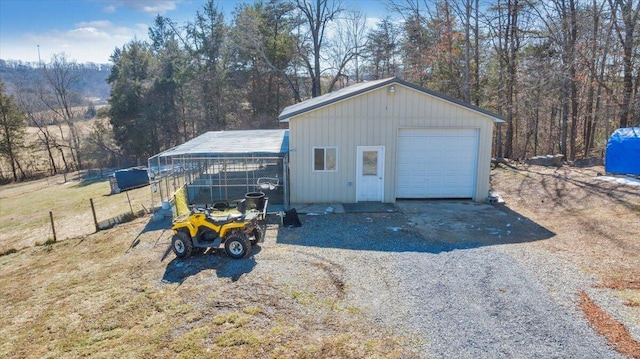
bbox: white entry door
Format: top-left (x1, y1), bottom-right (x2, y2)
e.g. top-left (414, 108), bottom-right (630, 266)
top-left (356, 146), bottom-right (385, 202)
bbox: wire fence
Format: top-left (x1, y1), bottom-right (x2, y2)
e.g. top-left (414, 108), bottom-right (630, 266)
top-left (0, 177), bottom-right (155, 253)
top-left (150, 155), bottom-right (288, 213)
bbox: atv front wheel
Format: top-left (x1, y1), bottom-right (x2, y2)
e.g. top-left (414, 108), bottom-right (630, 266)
top-left (224, 232), bottom-right (251, 259)
top-left (172, 232), bottom-right (193, 258)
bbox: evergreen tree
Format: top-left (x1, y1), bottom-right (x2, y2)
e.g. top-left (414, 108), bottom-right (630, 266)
top-left (107, 40), bottom-right (155, 160)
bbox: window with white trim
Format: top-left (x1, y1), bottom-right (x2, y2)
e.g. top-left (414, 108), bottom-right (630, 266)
top-left (313, 147), bottom-right (337, 172)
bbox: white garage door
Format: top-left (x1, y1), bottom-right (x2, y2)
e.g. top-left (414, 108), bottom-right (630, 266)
top-left (396, 128), bottom-right (478, 198)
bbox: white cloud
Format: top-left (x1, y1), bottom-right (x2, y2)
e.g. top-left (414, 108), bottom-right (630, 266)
top-left (103, 4), bottom-right (116, 14)
top-left (1, 1), bottom-right (191, 64)
top-left (68, 27), bottom-right (111, 41)
top-left (5, 20), bottom-right (149, 64)
top-left (101, 0), bottom-right (182, 15)
top-left (365, 17), bottom-right (382, 29)
top-left (76, 20), bottom-right (113, 29)
top-left (139, 2), bottom-right (180, 14)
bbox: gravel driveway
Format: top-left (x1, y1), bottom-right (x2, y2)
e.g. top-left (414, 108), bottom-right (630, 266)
top-left (275, 202), bottom-right (622, 358)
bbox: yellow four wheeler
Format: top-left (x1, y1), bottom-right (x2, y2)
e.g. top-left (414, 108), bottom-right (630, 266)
top-left (171, 198), bottom-right (266, 259)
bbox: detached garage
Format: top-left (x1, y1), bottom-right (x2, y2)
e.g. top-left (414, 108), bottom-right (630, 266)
top-left (279, 77), bottom-right (503, 203)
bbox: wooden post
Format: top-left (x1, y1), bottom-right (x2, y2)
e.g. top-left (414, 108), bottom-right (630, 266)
top-left (126, 190), bottom-right (134, 217)
top-left (49, 211), bottom-right (57, 242)
top-left (90, 198), bottom-right (99, 232)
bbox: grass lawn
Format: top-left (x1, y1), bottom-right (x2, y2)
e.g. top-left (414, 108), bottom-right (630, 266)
top-left (0, 172), bottom-right (155, 253)
top-left (0, 216), bottom-right (408, 359)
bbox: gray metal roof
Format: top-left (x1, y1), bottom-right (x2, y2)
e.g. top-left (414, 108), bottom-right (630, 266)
top-left (149, 130), bottom-right (289, 160)
top-left (278, 77), bottom-right (504, 123)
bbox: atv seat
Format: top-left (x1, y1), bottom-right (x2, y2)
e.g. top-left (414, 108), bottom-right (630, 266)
top-left (207, 213), bottom-right (244, 226)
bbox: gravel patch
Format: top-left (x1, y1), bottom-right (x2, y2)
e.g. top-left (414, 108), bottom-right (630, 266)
top-left (395, 248), bottom-right (619, 358)
top-left (499, 242), bottom-right (640, 345)
top-left (276, 212), bottom-right (623, 358)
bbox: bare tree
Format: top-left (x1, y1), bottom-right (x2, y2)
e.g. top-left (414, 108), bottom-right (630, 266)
top-left (14, 88), bottom-right (59, 175)
top-left (560, 0), bottom-right (579, 161)
top-left (345, 10), bottom-right (369, 83)
top-left (40, 53), bottom-right (84, 169)
top-left (83, 121), bottom-right (121, 170)
top-left (293, 0), bottom-right (344, 97)
top-left (449, 0), bottom-right (481, 104)
top-left (608, 0), bottom-right (640, 128)
top-left (487, 0), bottom-right (526, 159)
top-left (325, 10), bottom-right (368, 91)
top-left (581, 0), bottom-right (613, 157)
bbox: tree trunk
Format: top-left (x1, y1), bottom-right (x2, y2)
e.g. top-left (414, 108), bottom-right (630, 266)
top-left (503, 0), bottom-right (519, 159)
top-left (609, 0), bottom-right (640, 128)
top-left (568, 0), bottom-right (578, 161)
top-left (463, 0), bottom-right (472, 103)
top-left (473, 0), bottom-right (480, 106)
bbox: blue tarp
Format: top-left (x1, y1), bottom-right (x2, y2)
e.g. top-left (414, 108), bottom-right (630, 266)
top-left (605, 127), bottom-right (640, 175)
top-left (113, 167), bottom-right (149, 191)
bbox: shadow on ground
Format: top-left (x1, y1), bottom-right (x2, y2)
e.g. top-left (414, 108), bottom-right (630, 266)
top-left (519, 166), bottom-right (640, 212)
top-left (276, 200), bottom-right (555, 254)
top-left (161, 246), bottom-right (261, 285)
top-left (124, 214), bottom-right (261, 284)
top-left (71, 170), bottom-right (113, 187)
top-left (125, 210), bottom-right (170, 252)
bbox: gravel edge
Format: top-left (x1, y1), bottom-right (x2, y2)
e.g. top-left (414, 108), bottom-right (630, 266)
top-left (497, 242), bottom-right (640, 345)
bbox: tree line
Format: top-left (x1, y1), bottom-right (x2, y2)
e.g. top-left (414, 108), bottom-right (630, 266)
top-left (0, 55), bottom-right (116, 182)
top-left (1, 0), bottom-right (639, 182)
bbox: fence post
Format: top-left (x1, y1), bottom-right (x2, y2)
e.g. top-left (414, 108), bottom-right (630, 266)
top-left (49, 211), bottom-right (57, 242)
top-left (125, 191), bottom-right (134, 217)
top-left (90, 198), bottom-right (99, 232)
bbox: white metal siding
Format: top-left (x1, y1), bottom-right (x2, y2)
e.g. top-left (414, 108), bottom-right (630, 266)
top-left (288, 83), bottom-right (495, 203)
top-left (396, 128), bottom-right (478, 198)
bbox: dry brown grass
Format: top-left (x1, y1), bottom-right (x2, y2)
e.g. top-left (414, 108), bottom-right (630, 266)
top-left (0, 216), bottom-right (413, 358)
top-left (600, 278), bottom-right (640, 291)
top-left (491, 164), bottom-right (640, 289)
top-left (580, 291), bottom-right (640, 358)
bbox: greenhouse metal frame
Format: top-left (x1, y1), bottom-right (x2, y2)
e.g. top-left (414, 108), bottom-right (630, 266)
top-left (148, 130), bottom-right (289, 209)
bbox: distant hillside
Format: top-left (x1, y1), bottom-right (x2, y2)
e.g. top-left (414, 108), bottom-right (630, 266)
top-left (0, 59), bottom-right (111, 104)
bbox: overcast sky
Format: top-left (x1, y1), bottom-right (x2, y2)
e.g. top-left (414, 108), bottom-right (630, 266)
top-left (0, 0), bottom-right (387, 65)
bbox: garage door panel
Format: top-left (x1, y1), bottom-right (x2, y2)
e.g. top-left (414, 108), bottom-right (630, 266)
top-left (396, 128), bottom-right (478, 198)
